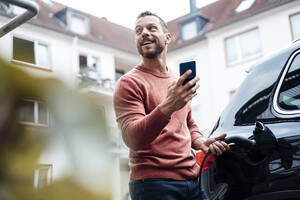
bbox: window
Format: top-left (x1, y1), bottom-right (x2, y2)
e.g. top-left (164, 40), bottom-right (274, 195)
top-left (13, 37), bottom-right (51, 69)
top-left (179, 14), bottom-right (209, 41)
top-left (78, 54), bottom-right (101, 87)
top-left (36, 43), bottom-right (50, 67)
top-left (225, 28), bottom-right (261, 65)
top-left (70, 14), bottom-right (88, 35)
top-left (33, 164), bottom-right (53, 189)
top-left (79, 54), bottom-right (87, 70)
top-left (274, 50), bottom-right (300, 115)
top-left (89, 56), bottom-right (99, 69)
top-left (79, 54), bottom-right (100, 77)
top-left (115, 69), bottom-right (124, 81)
top-left (235, 0), bottom-right (255, 13)
top-left (79, 54), bottom-right (99, 71)
top-left (18, 99), bottom-right (49, 126)
top-left (182, 21), bottom-right (198, 41)
top-left (290, 13), bottom-right (300, 40)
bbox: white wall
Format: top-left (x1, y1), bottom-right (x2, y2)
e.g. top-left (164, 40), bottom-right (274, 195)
top-left (168, 1), bottom-right (300, 135)
top-left (0, 18), bottom-right (12, 59)
top-left (0, 15), bottom-right (138, 88)
top-left (11, 23), bottom-right (73, 81)
top-left (0, 13), bottom-right (136, 200)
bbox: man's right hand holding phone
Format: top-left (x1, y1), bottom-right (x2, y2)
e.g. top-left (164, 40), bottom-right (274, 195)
top-left (159, 70), bottom-right (200, 118)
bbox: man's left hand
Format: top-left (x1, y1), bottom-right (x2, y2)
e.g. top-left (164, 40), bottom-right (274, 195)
top-left (193, 133), bottom-right (230, 156)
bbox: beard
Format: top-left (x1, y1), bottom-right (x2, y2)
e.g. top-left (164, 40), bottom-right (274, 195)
top-left (137, 41), bottom-right (165, 58)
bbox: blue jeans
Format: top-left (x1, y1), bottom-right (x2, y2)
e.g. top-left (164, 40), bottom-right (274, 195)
top-left (129, 178), bottom-right (209, 200)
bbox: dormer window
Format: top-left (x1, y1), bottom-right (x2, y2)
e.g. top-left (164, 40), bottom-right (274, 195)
top-left (70, 13), bottom-right (88, 35)
top-left (182, 20), bottom-right (198, 41)
top-left (179, 14), bottom-right (209, 41)
top-left (235, 0), bottom-right (255, 13)
top-left (54, 8), bottom-right (89, 35)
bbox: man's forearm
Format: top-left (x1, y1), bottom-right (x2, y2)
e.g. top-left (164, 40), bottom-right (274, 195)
top-left (121, 106), bottom-right (170, 150)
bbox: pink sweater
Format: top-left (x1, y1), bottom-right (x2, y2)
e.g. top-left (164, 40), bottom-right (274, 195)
top-left (113, 65), bottom-right (203, 180)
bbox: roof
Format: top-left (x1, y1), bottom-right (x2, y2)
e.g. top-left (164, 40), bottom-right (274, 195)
top-left (0, 0), bottom-right (296, 54)
top-left (167, 0), bottom-right (297, 51)
top-left (0, 0), bottom-right (137, 55)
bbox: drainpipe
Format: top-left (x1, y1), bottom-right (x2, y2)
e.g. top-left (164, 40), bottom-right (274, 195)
top-left (0, 0), bottom-right (39, 37)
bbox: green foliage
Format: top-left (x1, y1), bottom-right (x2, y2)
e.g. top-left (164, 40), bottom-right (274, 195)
top-left (0, 58), bottom-right (113, 199)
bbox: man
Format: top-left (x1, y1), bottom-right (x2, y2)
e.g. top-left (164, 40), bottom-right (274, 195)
top-left (113, 11), bottom-right (229, 200)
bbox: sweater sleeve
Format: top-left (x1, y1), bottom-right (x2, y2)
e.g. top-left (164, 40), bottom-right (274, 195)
top-left (186, 108), bottom-right (204, 149)
top-left (113, 77), bottom-right (170, 150)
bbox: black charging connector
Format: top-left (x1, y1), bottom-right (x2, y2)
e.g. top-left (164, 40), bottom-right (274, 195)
top-left (198, 136), bottom-right (255, 199)
top-left (198, 121), bottom-right (279, 200)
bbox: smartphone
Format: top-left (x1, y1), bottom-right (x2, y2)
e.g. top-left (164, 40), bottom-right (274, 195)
top-left (179, 61), bottom-right (196, 87)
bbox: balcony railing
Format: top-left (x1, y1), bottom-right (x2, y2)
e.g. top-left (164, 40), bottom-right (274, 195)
top-left (78, 66), bottom-right (114, 91)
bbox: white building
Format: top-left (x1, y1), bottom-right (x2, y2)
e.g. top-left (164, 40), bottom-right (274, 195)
top-left (167, 0), bottom-right (300, 135)
top-left (0, 0), bottom-right (300, 199)
top-left (0, 0), bottom-right (138, 199)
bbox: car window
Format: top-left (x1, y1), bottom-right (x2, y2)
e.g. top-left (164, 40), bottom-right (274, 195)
top-left (274, 50), bottom-right (300, 115)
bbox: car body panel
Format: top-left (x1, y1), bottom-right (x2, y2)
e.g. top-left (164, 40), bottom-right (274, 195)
top-left (206, 40), bottom-right (300, 200)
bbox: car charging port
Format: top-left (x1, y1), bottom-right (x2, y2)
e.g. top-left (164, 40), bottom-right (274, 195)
top-left (253, 121), bottom-right (278, 156)
top-left (198, 121), bottom-right (281, 200)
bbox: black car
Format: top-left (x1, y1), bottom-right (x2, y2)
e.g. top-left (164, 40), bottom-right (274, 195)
top-left (201, 39), bottom-right (300, 200)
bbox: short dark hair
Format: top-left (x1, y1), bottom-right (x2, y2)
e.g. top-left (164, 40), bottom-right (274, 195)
top-left (136, 11), bottom-right (168, 33)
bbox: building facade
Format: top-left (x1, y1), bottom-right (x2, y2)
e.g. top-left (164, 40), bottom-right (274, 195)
top-left (167, 0), bottom-right (300, 135)
top-left (0, 0), bottom-right (138, 199)
top-left (0, 0), bottom-right (300, 199)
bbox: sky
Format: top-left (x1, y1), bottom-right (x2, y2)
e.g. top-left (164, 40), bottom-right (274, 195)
top-left (52, 0), bottom-right (219, 29)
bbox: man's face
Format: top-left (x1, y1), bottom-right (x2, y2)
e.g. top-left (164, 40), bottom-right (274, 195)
top-left (135, 16), bottom-right (168, 58)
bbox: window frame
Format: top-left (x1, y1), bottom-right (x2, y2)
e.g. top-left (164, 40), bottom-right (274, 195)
top-left (78, 52), bottom-right (101, 75)
top-left (181, 20), bottom-right (198, 41)
top-left (68, 12), bottom-right (89, 35)
top-left (18, 99), bottom-right (50, 127)
top-left (178, 14), bottom-right (209, 41)
top-left (11, 34), bottom-right (52, 71)
top-left (33, 164), bottom-right (53, 189)
top-left (224, 27), bottom-right (262, 67)
top-left (289, 11), bottom-right (300, 41)
top-left (273, 49), bottom-right (300, 117)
